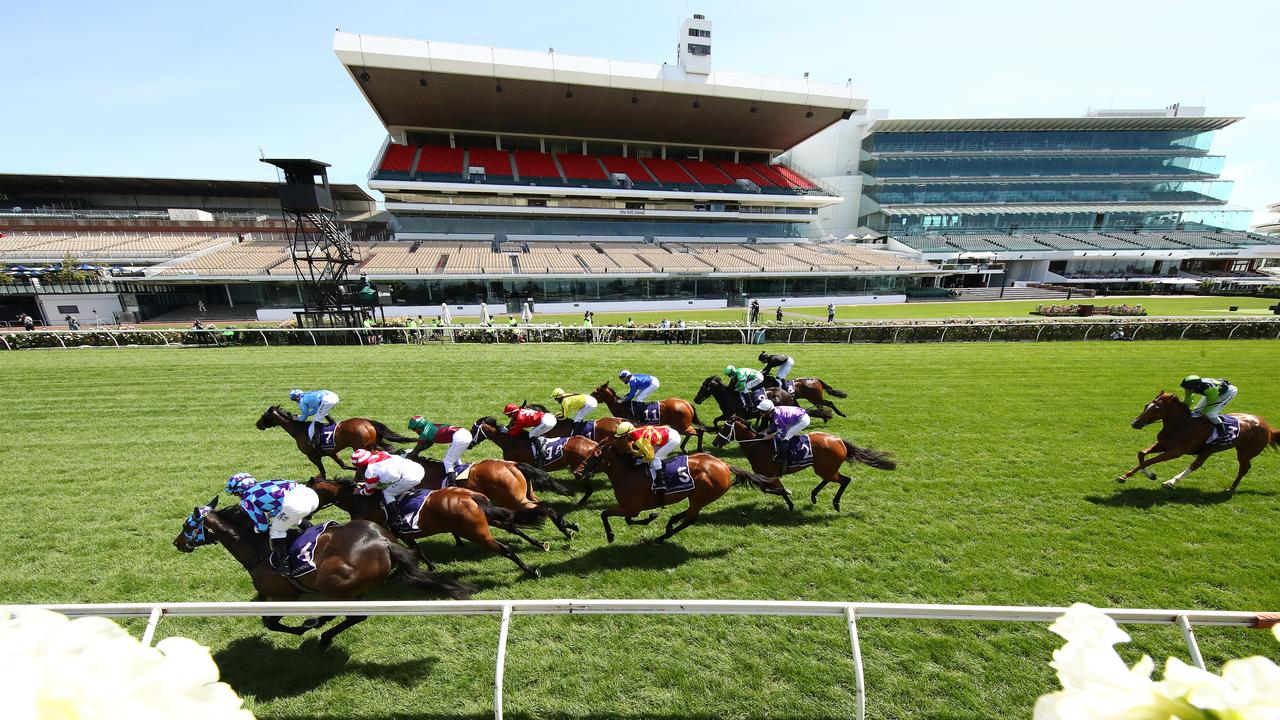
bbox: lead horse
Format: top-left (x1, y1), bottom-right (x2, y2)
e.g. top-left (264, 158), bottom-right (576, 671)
top-left (591, 382), bottom-right (708, 451)
top-left (1116, 392), bottom-right (1278, 491)
top-left (257, 405), bottom-right (414, 479)
top-left (694, 375), bottom-right (830, 428)
top-left (761, 375), bottom-right (849, 418)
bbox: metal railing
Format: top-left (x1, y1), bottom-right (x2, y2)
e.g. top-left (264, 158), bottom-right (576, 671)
top-left (3, 318), bottom-right (1279, 350)
top-left (9, 598), bottom-right (1275, 720)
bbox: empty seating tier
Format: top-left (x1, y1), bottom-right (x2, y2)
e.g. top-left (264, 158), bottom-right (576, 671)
top-left (379, 144), bottom-right (416, 174)
top-left (598, 156), bottom-right (657, 187)
top-left (716, 161), bottom-right (775, 187)
top-left (676, 159), bottom-right (735, 188)
top-left (416, 146), bottom-right (465, 178)
top-left (464, 148), bottom-right (513, 177)
top-left (513, 151), bottom-right (562, 180)
top-left (639, 158), bottom-right (697, 187)
top-left (556, 154), bottom-right (609, 182)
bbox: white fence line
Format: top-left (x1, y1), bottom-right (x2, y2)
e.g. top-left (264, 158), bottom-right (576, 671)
top-left (9, 599), bottom-right (1276, 720)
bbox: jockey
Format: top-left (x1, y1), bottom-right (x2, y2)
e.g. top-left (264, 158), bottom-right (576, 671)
top-left (614, 421), bottom-right (681, 501)
top-left (290, 388), bottom-right (339, 443)
top-left (552, 388), bottom-right (598, 432)
top-left (503, 403), bottom-right (557, 457)
top-left (1180, 375), bottom-right (1238, 438)
top-left (405, 415), bottom-right (472, 486)
top-left (351, 448), bottom-right (423, 534)
top-left (224, 472), bottom-right (319, 575)
top-left (757, 399), bottom-right (810, 471)
top-left (724, 365), bottom-right (764, 404)
top-left (758, 352), bottom-right (795, 380)
top-left (618, 370), bottom-right (660, 403)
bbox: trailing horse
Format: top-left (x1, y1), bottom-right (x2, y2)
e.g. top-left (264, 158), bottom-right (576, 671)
top-left (409, 456), bottom-right (579, 541)
top-left (257, 405), bottom-right (414, 479)
top-left (173, 496), bottom-right (472, 648)
top-left (1116, 392), bottom-right (1278, 491)
top-left (592, 381), bottom-right (709, 451)
top-left (713, 416), bottom-right (895, 511)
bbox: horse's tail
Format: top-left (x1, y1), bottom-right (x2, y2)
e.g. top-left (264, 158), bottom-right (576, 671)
top-left (689, 405), bottom-right (712, 432)
top-left (369, 419), bottom-right (416, 445)
top-left (808, 405), bottom-right (835, 422)
top-left (513, 503), bottom-right (552, 527)
top-left (515, 462), bottom-right (573, 497)
top-left (385, 542), bottom-right (474, 599)
top-left (1270, 425), bottom-right (1280, 453)
top-left (841, 439), bottom-right (896, 470)
top-left (818, 379), bottom-right (848, 398)
top-left (474, 492), bottom-right (541, 529)
top-left (730, 465), bottom-right (777, 492)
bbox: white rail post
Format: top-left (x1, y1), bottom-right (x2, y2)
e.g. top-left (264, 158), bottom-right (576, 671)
top-left (494, 603), bottom-right (512, 720)
top-left (1177, 614), bottom-right (1206, 670)
top-left (306, 330), bottom-right (316, 346)
top-left (845, 605), bottom-right (866, 720)
top-left (1036, 324), bottom-right (1045, 341)
top-left (55, 333), bottom-right (66, 349)
top-left (1180, 324), bottom-right (1192, 340)
top-left (108, 332), bottom-right (119, 347)
top-left (0, 334), bottom-right (10, 350)
top-left (1228, 324), bottom-right (1241, 340)
top-left (140, 606), bottom-right (163, 647)
top-left (258, 330), bottom-right (269, 346)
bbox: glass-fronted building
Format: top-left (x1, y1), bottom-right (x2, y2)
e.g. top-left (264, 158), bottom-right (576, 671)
top-left (857, 110), bottom-right (1252, 235)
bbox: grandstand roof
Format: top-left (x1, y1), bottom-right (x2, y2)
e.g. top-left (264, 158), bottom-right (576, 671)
top-left (879, 203), bottom-right (1250, 216)
top-left (0, 173), bottom-right (374, 203)
top-left (334, 32), bottom-right (866, 150)
top-left (867, 116), bottom-right (1240, 134)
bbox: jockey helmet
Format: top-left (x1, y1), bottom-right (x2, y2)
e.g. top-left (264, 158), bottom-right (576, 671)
top-left (614, 421), bottom-right (636, 436)
top-left (723, 365), bottom-right (736, 375)
top-left (351, 448), bottom-right (387, 466)
top-left (225, 473), bottom-right (256, 496)
top-left (618, 370), bottom-right (632, 381)
top-left (289, 389), bottom-right (303, 401)
top-left (757, 352), bottom-right (768, 362)
top-left (407, 416), bottom-right (427, 432)
top-left (1180, 375), bottom-right (1201, 388)
top-left (503, 403), bottom-right (520, 415)
top-left (757, 399), bottom-right (775, 413)
top-left (552, 388), bottom-right (567, 398)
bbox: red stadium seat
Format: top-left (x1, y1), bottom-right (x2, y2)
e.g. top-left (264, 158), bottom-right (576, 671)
top-left (513, 151), bottom-right (562, 180)
top-left (465, 148), bottom-right (514, 177)
top-left (379, 144), bottom-right (416, 174)
top-left (716, 161), bottom-right (776, 187)
top-left (639, 157), bottom-right (698, 186)
top-left (676, 159), bottom-right (735, 188)
top-left (772, 164), bottom-right (819, 190)
top-left (416, 145), bottom-right (465, 177)
top-left (599, 156), bottom-right (659, 187)
top-left (556, 153), bottom-right (608, 181)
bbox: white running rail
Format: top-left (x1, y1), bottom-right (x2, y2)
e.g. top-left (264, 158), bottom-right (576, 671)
top-left (9, 599), bottom-right (1276, 720)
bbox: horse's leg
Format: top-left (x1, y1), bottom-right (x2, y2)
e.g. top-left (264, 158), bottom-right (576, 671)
top-left (827, 400), bottom-right (846, 418)
top-left (625, 512), bottom-right (659, 525)
top-left (575, 478), bottom-right (596, 507)
top-left (1115, 449), bottom-right (1182, 483)
top-left (318, 615), bottom-right (369, 650)
top-left (492, 517), bottom-right (550, 551)
top-left (402, 538), bottom-right (435, 571)
top-left (831, 474), bottom-right (852, 512)
top-left (261, 616), bottom-right (308, 636)
top-left (1229, 450), bottom-right (1252, 493)
top-left (600, 506), bottom-right (635, 544)
top-left (308, 452), bottom-right (328, 481)
top-left (695, 426), bottom-right (705, 452)
top-left (654, 506), bottom-right (701, 543)
top-left (540, 503), bottom-right (579, 540)
top-left (810, 478), bottom-right (831, 505)
top-left (452, 533), bottom-right (464, 547)
top-left (461, 524), bottom-right (539, 577)
top-left (760, 476), bottom-right (794, 511)
top-left (328, 451), bottom-right (354, 471)
top-left (1136, 442), bottom-right (1162, 480)
top-left (1162, 453), bottom-right (1210, 489)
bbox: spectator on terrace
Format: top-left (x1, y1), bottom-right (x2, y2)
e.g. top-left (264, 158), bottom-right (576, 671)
top-left (775, 307), bottom-right (783, 322)
top-left (827, 304), bottom-right (836, 323)
top-left (191, 319), bottom-right (204, 331)
top-left (64, 315), bottom-right (80, 331)
top-left (749, 299), bottom-right (760, 324)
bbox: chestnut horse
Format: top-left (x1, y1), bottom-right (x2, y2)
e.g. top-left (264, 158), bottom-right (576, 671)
top-left (761, 375), bottom-right (849, 418)
top-left (174, 496), bottom-right (472, 648)
top-left (1117, 392), bottom-right (1278, 491)
top-left (309, 479), bottom-right (541, 578)
top-left (408, 457), bottom-right (580, 541)
top-left (257, 405), bottom-right (414, 479)
top-left (591, 382), bottom-right (708, 451)
top-left (544, 415), bottom-right (628, 441)
top-left (572, 436), bottom-right (791, 544)
top-left (712, 416), bottom-right (896, 511)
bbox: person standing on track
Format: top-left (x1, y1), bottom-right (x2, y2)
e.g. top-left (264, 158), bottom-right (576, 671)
top-left (827, 303), bottom-right (836, 323)
top-left (290, 388), bottom-right (339, 444)
top-left (775, 306), bottom-right (783, 322)
top-left (756, 399), bottom-right (810, 472)
top-left (618, 370), bottom-right (660, 404)
top-left (404, 415), bottom-right (472, 485)
top-left (1180, 375), bottom-right (1238, 441)
top-left (552, 388), bottom-right (598, 433)
top-left (503, 403), bottom-right (556, 458)
top-left (614, 421), bottom-right (681, 503)
top-left (351, 448), bottom-right (422, 534)
top-left (224, 472), bottom-right (319, 575)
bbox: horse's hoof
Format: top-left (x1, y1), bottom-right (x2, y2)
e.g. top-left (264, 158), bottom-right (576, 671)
top-left (526, 569), bottom-right (541, 579)
top-left (1161, 481), bottom-right (1175, 489)
top-left (1114, 476), bottom-right (1127, 484)
top-left (566, 522), bottom-right (580, 533)
top-left (809, 495), bottom-right (818, 505)
top-left (539, 542), bottom-right (550, 552)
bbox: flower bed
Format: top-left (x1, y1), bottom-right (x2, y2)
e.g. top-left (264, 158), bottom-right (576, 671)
top-left (1033, 304), bottom-right (1148, 317)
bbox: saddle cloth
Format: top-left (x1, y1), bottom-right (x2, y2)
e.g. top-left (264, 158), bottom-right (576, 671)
top-left (388, 490), bottom-right (433, 532)
top-left (310, 422), bottom-right (338, 449)
top-left (627, 401), bottom-right (662, 424)
top-left (742, 388), bottom-right (768, 410)
top-left (1203, 415), bottom-right (1241, 449)
top-left (284, 521), bottom-right (337, 577)
top-left (763, 376), bottom-right (796, 394)
top-left (652, 455), bottom-right (694, 494)
top-left (776, 435), bottom-right (815, 468)
top-left (538, 437), bottom-right (569, 463)
top-left (572, 420), bottom-right (596, 438)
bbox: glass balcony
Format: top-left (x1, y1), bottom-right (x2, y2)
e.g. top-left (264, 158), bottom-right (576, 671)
top-left (864, 129), bottom-right (1216, 154)
top-left (866, 180), bottom-right (1234, 206)
top-left (864, 154), bottom-right (1225, 180)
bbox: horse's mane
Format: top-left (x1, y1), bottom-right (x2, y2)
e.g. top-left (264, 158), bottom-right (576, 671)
top-left (213, 504), bottom-right (255, 544)
top-left (476, 416), bottom-right (499, 427)
top-left (704, 375), bottom-right (725, 385)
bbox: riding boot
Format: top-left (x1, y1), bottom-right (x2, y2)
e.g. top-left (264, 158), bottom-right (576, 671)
top-left (775, 439), bottom-right (789, 472)
top-left (269, 537), bottom-right (293, 574)
top-left (650, 467), bottom-right (667, 507)
top-left (382, 496), bottom-right (412, 534)
top-left (532, 436), bottom-right (547, 465)
top-left (572, 420), bottom-right (585, 436)
top-left (297, 519), bottom-right (313, 531)
top-left (1209, 419), bottom-right (1226, 444)
top-left (444, 469), bottom-right (458, 488)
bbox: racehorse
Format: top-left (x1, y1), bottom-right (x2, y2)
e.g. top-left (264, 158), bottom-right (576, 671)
top-left (544, 415), bottom-right (628, 441)
top-left (409, 457), bottom-right (580, 541)
top-left (591, 382), bottom-right (708, 451)
top-left (173, 496), bottom-right (471, 648)
top-left (309, 479), bottom-right (542, 578)
top-left (693, 375), bottom-right (830, 428)
top-left (761, 375), bottom-right (849, 418)
top-left (469, 416), bottom-right (604, 504)
top-left (712, 416), bottom-right (895, 511)
top-left (571, 436), bottom-right (791, 544)
top-left (257, 405), bottom-right (414, 479)
top-left (1116, 392), bottom-right (1278, 491)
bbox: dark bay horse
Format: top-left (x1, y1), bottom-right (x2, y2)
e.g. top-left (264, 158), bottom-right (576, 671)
top-left (173, 496), bottom-right (471, 648)
top-left (545, 415), bottom-right (628, 441)
top-left (761, 375), bottom-right (849, 418)
top-left (309, 479), bottom-right (542, 578)
top-left (693, 375), bottom-right (829, 427)
top-left (257, 405), bottom-right (415, 479)
top-left (409, 457), bottom-right (579, 540)
top-left (591, 382), bottom-right (708, 451)
top-left (713, 416), bottom-right (895, 511)
top-left (1117, 392), bottom-right (1278, 491)
top-left (470, 417), bottom-right (605, 505)
top-left (571, 436), bottom-right (791, 544)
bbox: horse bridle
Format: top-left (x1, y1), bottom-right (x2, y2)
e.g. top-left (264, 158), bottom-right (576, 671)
top-left (182, 507), bottom-right (214, 546)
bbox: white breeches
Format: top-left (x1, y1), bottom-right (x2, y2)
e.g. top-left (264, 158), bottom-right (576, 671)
top-left (443, 430), bottom-right (471, 471)
top-left (380, 476), bottom-right (420, 503)
top-left (649, 434), bottom-right (681, 472)
top-left (268, 486), bottom-right (319, 539)
top-left (527, 414), bottom-right (557, 438)
top-left (776, 359), bottom-right (794, 379)
top-left (1193, 386), bottom-right (1236, 422)
top-left (633, 379), bottom-right (659, 402)
top-left (572, 396), bottom-right (599, 423)
top-left (782, 414), bottom-right (811, 441)
top-left (741, 375), bottom-right (763, 392)
top-left (311, 392), bottom-right (339, 420)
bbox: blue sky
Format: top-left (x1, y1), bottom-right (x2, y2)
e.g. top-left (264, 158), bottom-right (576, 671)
top-left (7, 0), bottom-right (1278, 224)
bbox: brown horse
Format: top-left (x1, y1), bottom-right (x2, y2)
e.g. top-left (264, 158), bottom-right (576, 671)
top-left (173, 496), bottom-right (472, 648)
top-left (1117, 392), bottom-right (1279, 491)
top-left (762, 375), bottom-right (849, 418)
top-left (257, 405), bottom-right (414, 479)
top-left (544, 415), bottom-right (628, 441)
top-left (309, 479), bottom-right (542, 578)
top-left (712, 416), bottom-right (896, 511)
top-left (571, 436), bottom-right (791, 544)
top-left (591, 382), bottom-right (708, 451)
top-left (694, 375), bottom-right (827, 428)
top-left (409, 457), bottom-right (580, 540)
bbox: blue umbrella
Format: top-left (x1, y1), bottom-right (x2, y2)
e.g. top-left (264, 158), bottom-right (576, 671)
top-left (9, 265), bottom-right (32, 272)
top-left (76, 264), bottom-right (100, 271)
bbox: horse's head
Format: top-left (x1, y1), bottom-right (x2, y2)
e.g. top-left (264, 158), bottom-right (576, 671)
top-left (1132, 391), bottom-right (1182, 429)
top-left (470, 417), bottom-right (500, 447)
top-left (592, 382), bottom-right (614, 401)
top-left (173, 495), bottom-right (219, 553)
top-left (694, 375), bottom-right (722, 404)
top-left (713, 415), bottom-right (751, 449)
top-left (256, 405), bottom-right (288, 431)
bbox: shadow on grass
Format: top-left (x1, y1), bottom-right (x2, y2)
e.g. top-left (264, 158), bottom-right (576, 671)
top-left (216, 635), bottom-right (439, 701)
top-left (539, 542), bottom-right (730, 575)
top-left (698, 500), bottom-right (832, 528)
top-left (1085, 486), bottom-right (1275, 509)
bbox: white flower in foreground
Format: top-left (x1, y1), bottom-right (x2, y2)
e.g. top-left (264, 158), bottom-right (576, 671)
top-left (0, 608), bottom-right (253, 720)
